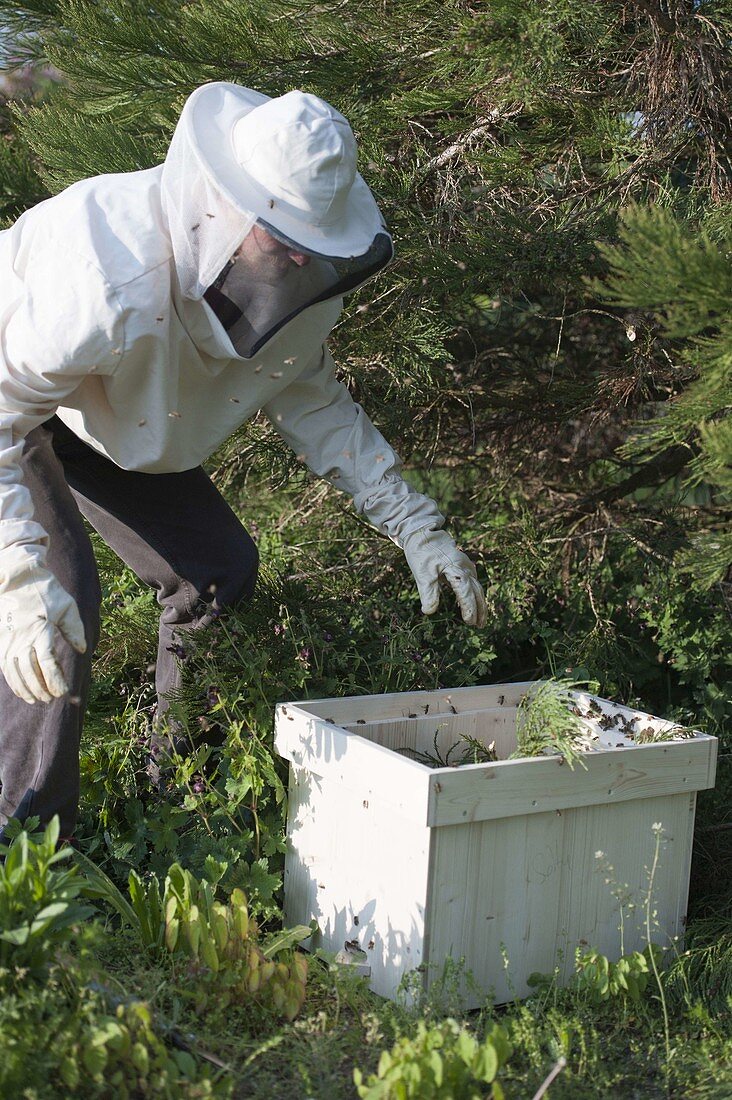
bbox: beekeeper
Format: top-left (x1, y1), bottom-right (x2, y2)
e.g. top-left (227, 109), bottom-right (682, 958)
top-left (0, 83), bottom-right (486, 838)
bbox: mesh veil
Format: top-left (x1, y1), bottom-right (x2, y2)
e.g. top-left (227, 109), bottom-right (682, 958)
top-left (209, 228), bottom-right (392, 357)
top-left (160, 99), bottom-right (256, 301)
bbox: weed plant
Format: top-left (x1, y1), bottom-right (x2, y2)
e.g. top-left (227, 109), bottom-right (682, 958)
top-left (0, 816), bottom-right (95, 976)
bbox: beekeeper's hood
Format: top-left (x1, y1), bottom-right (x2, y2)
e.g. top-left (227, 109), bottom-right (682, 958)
top-left (160, 82), bottom-right (393, 356)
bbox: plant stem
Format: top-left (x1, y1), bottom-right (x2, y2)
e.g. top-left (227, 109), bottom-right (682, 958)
top-left (646, 825), bottom-right (671, 1096)
top-left (531, 1056), bottom-right (567, 1100)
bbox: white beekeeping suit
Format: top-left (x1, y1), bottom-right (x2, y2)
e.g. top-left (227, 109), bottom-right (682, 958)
top-left (0, 83), bottom-right (485, 704)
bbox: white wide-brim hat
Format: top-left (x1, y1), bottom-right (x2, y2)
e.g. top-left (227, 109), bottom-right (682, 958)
top-left (184, 82), bottom-right (389, 259)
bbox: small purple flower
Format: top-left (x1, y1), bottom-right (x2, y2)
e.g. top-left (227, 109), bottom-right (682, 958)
top-left (192, 775), bottom-right (205, 795)
top-left (167, 642), bottom-right (187, 659)
top-left (322, 631), bottom-right (333, 642)
top-left (206, 686), bottom-right (220, 708)
top-left (298, 647), bottom-right (311, 662)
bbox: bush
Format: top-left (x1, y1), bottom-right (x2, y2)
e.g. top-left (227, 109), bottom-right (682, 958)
top-left (0, 974), bottom-right (231, 1099)
top-left (353, 1018), bottom-right (513, 1099)
top-left (77, 852), bottom-right (310, 1020)
top-left (0, 816), bottom-right (95, 976)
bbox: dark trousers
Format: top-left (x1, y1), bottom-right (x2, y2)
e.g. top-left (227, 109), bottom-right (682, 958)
top-left (0, 416), bottom-right (259, 838)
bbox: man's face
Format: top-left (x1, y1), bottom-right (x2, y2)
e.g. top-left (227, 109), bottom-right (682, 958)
top-left (233, 224), bottom-right (311, 283)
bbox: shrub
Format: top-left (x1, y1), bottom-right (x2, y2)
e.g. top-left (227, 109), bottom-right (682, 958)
top-left (0, 816), bottom-right (95, 976)
top-left (77, 852), bottom-right (310, 1020)
top-left (354, 1018), bottom-right (513, 1099)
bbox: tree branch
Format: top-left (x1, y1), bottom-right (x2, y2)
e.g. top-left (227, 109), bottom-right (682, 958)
top-left (572, 444), bottom-right (695, 516)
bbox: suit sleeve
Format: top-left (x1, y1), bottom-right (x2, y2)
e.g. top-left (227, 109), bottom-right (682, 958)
top-left (0, 247), bottom-right (125, 574)
top-left (262, 343), bottom-right (444, 544)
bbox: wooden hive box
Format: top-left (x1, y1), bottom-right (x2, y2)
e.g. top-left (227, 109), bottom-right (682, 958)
top-left (274, 682), bottom-right (717, 1006)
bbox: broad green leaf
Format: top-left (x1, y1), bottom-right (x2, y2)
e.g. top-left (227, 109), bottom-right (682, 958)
top-left (261, 925), bottom-right (312, 958)
top-left (0, 924), bottom-right (31, 945)
top-left (475, 1041), bottom-right (499, 1083)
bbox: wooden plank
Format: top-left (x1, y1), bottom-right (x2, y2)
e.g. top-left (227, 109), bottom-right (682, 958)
top-left (341, 708), bottom-right (519, 762)
top-left (553, 792), bottom-right (696, 985)
top-left (674, 792), bottom-right (698, 948)
top-left (283, 764), bottom-right (432, 1000)
top-left (707, 736), bottom-right (719, 788)
top-left (274, 706), bottom-right (432, 823)
top-left (426, 738), bottom-right (717, 827)
top-left (425, 810), bottom-right (568, 1006)
top-left (424, 792), bottom-right (697, 1006)
top-left (286, 682), bottom-right (535, 724)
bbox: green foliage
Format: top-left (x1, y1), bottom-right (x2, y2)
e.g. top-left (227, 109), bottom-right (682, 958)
top-left (76, 851), bottom-right (310, 1020)
top-left (396, 729), bottom-right (498, 768)
top-left (0, 65), bottom-right (53, 224)
top-left (0, 118), bottom-right (47, 225)
top-left (591, 205), bottom-right (732, 588)
top-left (157, 864), bottom-right (310, 1021)
top-left (57, 998), bottom-right (228, 1098)
top-left (574, 945), bottom-right (663, 1005)
top-left (593, 203), bottom-right (732, 340)
top-left (513, 678), bottom-right (596, 769)
top-left (0, 816), bottom-right (95, 975)
top-left (353, 1018), bottom-right (513, 1100)
top-left (0, 973), bottom-right (231, 1099)
top-left (666, 918), bottom-right (732, 1012)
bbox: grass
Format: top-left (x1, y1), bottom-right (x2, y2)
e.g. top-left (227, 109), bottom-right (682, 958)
top-left (0, 497), bottom-right (729, 1099)
top-left (13, 914), bottom-right (727, 1099)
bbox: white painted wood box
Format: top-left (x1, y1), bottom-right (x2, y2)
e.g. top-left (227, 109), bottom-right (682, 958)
top-left (274, 682), bottom-right (717, 1006)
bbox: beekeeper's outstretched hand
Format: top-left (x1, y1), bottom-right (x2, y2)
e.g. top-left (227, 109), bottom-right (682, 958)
top-left (0, 564), bottom-right (86, 704)
top-left (402, 528), bottom-right (487, 627)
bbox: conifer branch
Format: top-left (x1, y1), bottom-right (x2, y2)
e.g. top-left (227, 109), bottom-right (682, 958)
top-left (419, 109), bottom-right (519, 176)
top-left (631, 0), bottom-right (679, 36)
top-left (572, 444), bottom-right (697, 517)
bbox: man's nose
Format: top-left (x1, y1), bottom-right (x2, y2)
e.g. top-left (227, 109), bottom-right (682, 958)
top-left (287, 250), bottom-right (311, 267)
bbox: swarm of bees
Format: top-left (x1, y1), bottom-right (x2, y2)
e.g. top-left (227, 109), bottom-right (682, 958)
top-left (392, 692), bottom-right (697, 769)
top-left (569, 694), bottom-right (696, 746)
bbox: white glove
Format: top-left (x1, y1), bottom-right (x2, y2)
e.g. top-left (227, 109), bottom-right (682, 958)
top-left (0, 564), bottom-right (87, 704)
top-left (402, 528), bottom-right (487, 627)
